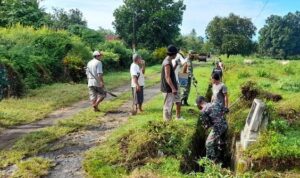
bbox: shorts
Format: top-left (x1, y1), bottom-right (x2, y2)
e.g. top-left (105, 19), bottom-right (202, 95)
top-left (174, 84), bottom-right (181, 103)
top-left (132, 86), bottom-right (144, 105)
top-left (88, 86), bottom-right (107, 101)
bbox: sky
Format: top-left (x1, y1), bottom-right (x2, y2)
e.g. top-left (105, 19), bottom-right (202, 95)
top-left (41, 0), bottom-right (300, 37)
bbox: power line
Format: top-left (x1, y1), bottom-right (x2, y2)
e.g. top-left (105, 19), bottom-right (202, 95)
top-left (253, 0), bottom-right (269, 20)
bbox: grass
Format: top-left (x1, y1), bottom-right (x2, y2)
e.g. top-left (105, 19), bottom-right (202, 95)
top-left (0, 65), bottom-right (160, 130)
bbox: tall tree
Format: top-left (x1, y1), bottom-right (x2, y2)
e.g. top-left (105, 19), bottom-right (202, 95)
top-left (206, 13), bottom-right (256, 57)
top-left (113, 0), bottom-right (186, 50)
top-left (259, 12), bottom-right (300, 59)
top-left (51, 8), bottom-right (87, 30)
top-left (0, 0), bottom-right (50, 27)
top-left (179, 29), bottom-right (204, 52)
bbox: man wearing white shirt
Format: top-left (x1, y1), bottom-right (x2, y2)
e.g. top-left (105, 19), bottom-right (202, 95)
top-left (130, 54), bottom-right (144, 114)
top-left (86, 51), bottom-right (106, 112)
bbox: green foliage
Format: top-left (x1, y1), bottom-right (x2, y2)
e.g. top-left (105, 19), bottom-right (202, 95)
top-left (136, 49), bottom-right (155, 66)
top-left (0, 26), bottom-right (90, 89)
top-left (178, 29), bottom-right (204, 52)
top-left (0, 0), bottom-right (50, 28)
top-left (50, 8), bottom-right (87, 30)
top-left (256, 69), bottom-right (271, 78)
top-left (113, 0), bottom-right (186, 49)
top-left (0, 59), bottom-right (24, 99)
top-left (245, 130), bottom-right (300, 159)
top-left (259, 12), bottom-right (300, 59)
top-left (152, 47), bottom-right (167, 64)
top-left (98, 41), bottom-right (132, 69)
top-left (279, 78), bottom-right (300, 92)
top-left (206, 13), bottom-right (256, 56)
top-left (197, 158), bottom-right (233, 177)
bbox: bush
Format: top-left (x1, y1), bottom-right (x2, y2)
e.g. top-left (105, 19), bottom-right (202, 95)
top-left (257, 69), bottom-right (271, 78)
top-left (0, 25), bottom-right (90, 90)
top-left (0, 59), bottom-right (24, 99)
top-left (98, 41), bottom-right (132, 69)
top-left (152, 47), bottom-right (167, 64)
top-left (136, 49), bottom-right (155, 66)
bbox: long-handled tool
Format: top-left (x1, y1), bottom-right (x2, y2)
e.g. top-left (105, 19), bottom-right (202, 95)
top-left (85, 67), bottom-right (118, 97)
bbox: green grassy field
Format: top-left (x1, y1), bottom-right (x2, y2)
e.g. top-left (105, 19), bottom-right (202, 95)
top-left (0, 65), bottom-right (161, 132)
top-left (84, 57), bottom-right (300, 177)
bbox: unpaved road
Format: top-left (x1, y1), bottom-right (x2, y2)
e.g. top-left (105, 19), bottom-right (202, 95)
top-left (41, 85), bottom-right (160, 178)
top-left (0, 84), bottom-right (131, 150)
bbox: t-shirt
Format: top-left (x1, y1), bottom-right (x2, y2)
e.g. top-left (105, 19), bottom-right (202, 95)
top-left (86, 58), bottom-right (103, 87)
top-left (212, 83), bottom-right (227, 107)
top-left (130, 63), bottom-right (144, 87)
top-left (171, 53), bottom-right (187, 82)
top-left (161, 57), bottom-right (178, 93)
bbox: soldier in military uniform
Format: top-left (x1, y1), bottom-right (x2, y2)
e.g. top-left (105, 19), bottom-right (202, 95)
top-left (196, 96), bottom-right (228, 162)
top-left (181, 50), bottom-right (196, 106)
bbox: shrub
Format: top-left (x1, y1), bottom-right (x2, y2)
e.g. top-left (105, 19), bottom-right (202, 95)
top-left (98, 41), bottom-right (132, 69)
top-left (0, 59), bottom-right (24, 99)
top-left (257, 69), bottom-right (271, 78)
top-left (136, 49), bottom-right (155, 66)
top-left (0, 26), bottom-right (90, 90)
top-left (152, 47), bottom-right (167, 64)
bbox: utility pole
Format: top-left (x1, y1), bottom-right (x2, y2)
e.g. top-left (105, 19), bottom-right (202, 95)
top-left (132, 10), bottom-right (136, 53)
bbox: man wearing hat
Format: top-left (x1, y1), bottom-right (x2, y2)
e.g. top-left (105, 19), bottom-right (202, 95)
top-left (161, 45), bottom-right (182, 121)
top-left (86, 51), bottom-right (106, 112)
top-left (196, 96), bottom-right (228, 162)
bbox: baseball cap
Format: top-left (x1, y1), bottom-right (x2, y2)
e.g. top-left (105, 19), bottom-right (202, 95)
top-left (93, 51), bottom-right (101, 56)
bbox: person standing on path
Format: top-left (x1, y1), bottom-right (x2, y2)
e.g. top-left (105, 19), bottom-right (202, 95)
top-left (211, 73), bottom-right (229, 112)
top-left (130, 54), bottom-right (144, 114)
top-left (86, 51), bottom-right (106, 112)
top-left (196, 96), bottom-right (228, 163)
top-left (161, 45), bottom-right (182, 121)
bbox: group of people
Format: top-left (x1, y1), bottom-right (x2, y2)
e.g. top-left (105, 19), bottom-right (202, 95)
top-left (85, 45), bottom-right (229, 162)
top-left (160, 45), bottom-right (229, 162)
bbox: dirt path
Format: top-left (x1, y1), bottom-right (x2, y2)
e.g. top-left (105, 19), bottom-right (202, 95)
top-left (38, 85), bottom-right (160, 178)
top-left (0, 84), bottom-right (131, 150)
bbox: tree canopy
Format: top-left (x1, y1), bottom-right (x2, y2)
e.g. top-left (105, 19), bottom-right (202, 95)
top-left (113, 0), bottom-right (186, 50)
top-left (259, 11), bottom-right (300, 59)
top-left (0, 0), bottom-right (50, 28)
top-left (178, 29), bottom-right (204, 52)
top-left (205, 13), bottom-right (256, 57)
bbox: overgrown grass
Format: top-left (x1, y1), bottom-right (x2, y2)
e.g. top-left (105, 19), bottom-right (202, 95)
top-left (0, 65), bottom-right (160, 130)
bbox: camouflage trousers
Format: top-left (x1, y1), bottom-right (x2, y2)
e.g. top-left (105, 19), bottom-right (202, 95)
top-left (181, 77), bottom-right (191, 101)
top-left (206, 123), bottom-right (228, 161)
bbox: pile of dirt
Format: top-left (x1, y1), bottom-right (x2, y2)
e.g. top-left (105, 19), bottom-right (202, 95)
top-left (278, 109), bottom-right (300, 124)
top-left (241, 81), bottom-right (282, 102)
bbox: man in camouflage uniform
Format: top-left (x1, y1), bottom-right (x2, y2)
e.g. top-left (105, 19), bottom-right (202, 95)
top-left (181, 50), bottom-right (196, 106)
top-left (196, 96), bottom-right (228, 162)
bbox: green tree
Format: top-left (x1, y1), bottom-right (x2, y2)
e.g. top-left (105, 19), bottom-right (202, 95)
top-left (51, 8), bottom-right (87, 30)
top-left (206, 13), bottom-right (256, 57)
top-left (259, 12), bottom-right (300, 59)
top-left (113, 0), bottom-right (186, 50)
top-left (179, 29), bottom-right (204, 52)
top-left (0, 0), bottom-right (50, 27)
